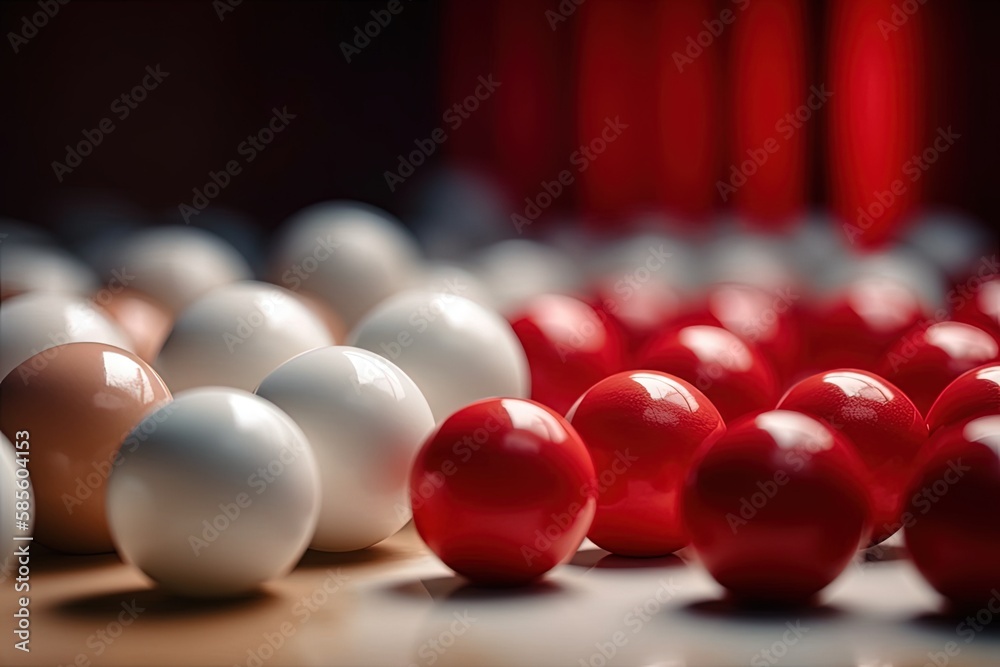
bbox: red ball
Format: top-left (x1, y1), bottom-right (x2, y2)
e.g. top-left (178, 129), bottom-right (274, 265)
top-left (878, 322), bottom-right (999, 416)
top-left (409, 397), bottom-right (596, 585)
top-left (509, 294), bottom-right (625, 414)
top-left (679, 283), bottom-right (804, 386)
top-left (926, 364), bottom-right (1000, 434)
top-left (566, 371), bottom-right (725, 556)
top-left (808, 277), bottom-right (926, 372)
top-left (683, 410), bottom-right (871, 604)
top-left (904, 415), bottom-right (1000, 609)
top-left (777, 369), bottom-right (928, 544)
top-left (637, 325), bottom-right (778, 423)
top-left (951, 276), bottom-right (1000, 344)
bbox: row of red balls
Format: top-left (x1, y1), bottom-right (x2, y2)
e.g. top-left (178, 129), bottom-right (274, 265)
top-left (509, 278), bottom-right (1000, 422)
top-left (408, 362), bottom-right (1000, 609)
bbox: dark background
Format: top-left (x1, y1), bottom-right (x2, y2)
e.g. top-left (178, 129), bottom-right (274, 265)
top-left (1, 0), bottom-right (998, 234)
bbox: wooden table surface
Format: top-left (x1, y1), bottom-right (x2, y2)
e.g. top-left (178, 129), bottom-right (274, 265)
top-left (3, 526), bottom-right (999, 667)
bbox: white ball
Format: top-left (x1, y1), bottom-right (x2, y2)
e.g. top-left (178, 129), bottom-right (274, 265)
top-left (269, 201), bottom-right (421, 327)
top-left (255, 346), bottom-right (434, 551)
top-left (1, 433), bottom-right (34, 576)
top-left (154, 281), bottom-right (333, 393)
top-left (0, 244), bottom-right (97, 299)
top-left (101, 226), bottom-right (252, 313)
top-left (348, 290), bottom-right (529, 421)
top-left (473, 240), bottom-right (582, 315)
top-left (106, 388), bottom-right (320, 597)
top-left (0, 292), bottom-right (134, 382)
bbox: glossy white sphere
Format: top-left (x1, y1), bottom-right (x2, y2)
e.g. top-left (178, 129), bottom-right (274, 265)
top-left (106, 388), bottom-right (321, 597)
top-left (0, 292), bottom-right (134, 382)
top-left (0, 244), bottom-right (97, 299)
top-left (1, 433), bottom-right (33, 576)
top-left (348, 290), bottom-right (530, 421)
top-left (269, 201), bottom-right (421, 328)
top-left (101, 226), bottom-right (252, 313)
top-left (255, 346), bottom-right (434, 551)
top-left (154, 281), bottom-right (333, 393)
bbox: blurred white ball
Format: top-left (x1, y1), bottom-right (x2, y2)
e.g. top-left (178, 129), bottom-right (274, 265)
top-left (0, 244), bottom-right (97, 299)
top-left (100, 226), bottom-right (252, 313)
top-left (154, 281), bottom-right (333, 392)
top-left (106, 388), bottom-right (320, 597)
top-left (256, 346), bottom-right (434, 551)
top-left (903, 210), bottom-right (995, 279)
top-left (585, 230), bottom-right (701, 296)
top-left (472, 239), bottom-right (582, 316)
top-left (418, 263), bottom-right (495, 309)
top-left (0, 292), bottom-right (134, 382)
top-left (269, 201), bottom-right (422, 328)
top-left (705, 226), bottom-right (799, 291)
top-left (348, 290), bottom-right (529, 421)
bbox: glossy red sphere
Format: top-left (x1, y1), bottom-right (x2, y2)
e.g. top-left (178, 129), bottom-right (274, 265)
top-left (952, 276), bottom-right (1000, 344)
top-left (678, 283), bottom-right (804, 386)
top-left (777, 369), bottom-right (928, 544)
top-left (878, 321), bottom-right (999, 415)
top-left (637, 325), bottom-right (778, 423)
top-left (904, 415), bottom-right (1000, 609)
top-left (683, 410), bottom-right (871, 604)
top-left (926, 364), bottom-right (1000, 433)
top-left (808, 277), bottom-right (927, 372)
top-left (409, 397), bottom-right (597, 585)
top-left (566, 371), bottom-right (725, 556)
top-left (509, 294), bottom-right (625, 414)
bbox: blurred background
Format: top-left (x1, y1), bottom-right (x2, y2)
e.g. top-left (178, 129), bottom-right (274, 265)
top-left (1, 0), bottom-right (998, 244)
